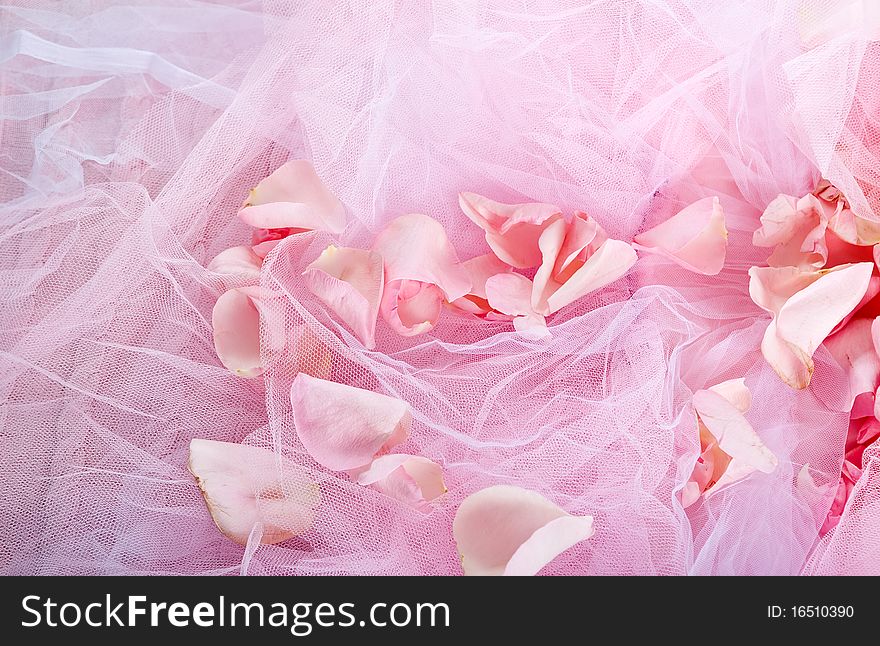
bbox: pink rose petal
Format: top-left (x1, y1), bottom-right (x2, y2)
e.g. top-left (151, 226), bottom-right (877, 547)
top-left (372, 214), bottom-right (470, 336)
top-left (303, 245), bottom-right (384, 349)
top-left (502, 516), bottom-right (595, 576)
top-left (449, 254), bottom-right (512, 317)
top-left (749, 263), bottom-right (874, 388)
top-left (188, 439), bottom-right (320, 545)
top-left (354, 454), bottom-right (446, 511)
top-left (207, 245), bottom-right (263, 281)
top-left (459, 192), bottom-right (563, 268)
top-left (373, 213), bottom-right (470, 300)
top-left (485, 272), bottom-right (534, 316)
top-left (238, 160), bottom-right (346, 234)
top-left (824, 318), bottom-right (880, 406)
top-left (453, 485), bottom-right (593, 576)
top-left (212, 286), bottom-right (263, 377)
top-left (684, 380), bottom-right (778, 505)
top-left (531, 213), bottom-right (635, 314)
top-left (634, 196), bottom-right (728, 275)
top-left (542, 238), bottom-right (636, 315)
top-left (485, 273), bottom-right (549, 338)
top-left (706, 377), bottom-right (751, 413)
top-left (752, 194), bottom-right (829, 269)
top-left (290, 373), bottom-right (410, 471)
top-left (828, 205), bottom-right (880, 246)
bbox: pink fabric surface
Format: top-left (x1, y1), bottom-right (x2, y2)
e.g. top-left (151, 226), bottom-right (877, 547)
top-left (2, 0), bottom-right (880, 575)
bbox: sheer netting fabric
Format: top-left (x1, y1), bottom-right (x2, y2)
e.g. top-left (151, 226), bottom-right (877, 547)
top-left (2, 0), bottom-right (880, 575)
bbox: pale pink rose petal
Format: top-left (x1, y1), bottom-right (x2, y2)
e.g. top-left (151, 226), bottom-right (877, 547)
top-left (706, 377), bottom-right (751, 413)
top-left (485, 272), bottom-right (534, 316)
top-left (532, 216), bottom-right (606, 313)
top-left (542, 239), bottom-right (636, 315)
top-left (188, 439), bottom-right (320, 545)
top-left (690, 385), bottom-right (777, 500)
top-left (303, 245), bottom-right (384, 349)
top-left (486, 273), bottom-right (550, 338)
top-left (752, 194), bottom-right (828, 269)
top-left (774, 263), bottom-right (874, 375)
top-left (452, 485), bottom-right (594, 576)
top-left (207, 245), bottom-right (263, 281)
top-left (238, 160), bottom-right (346, 234)
top-left (555, 212), bottom-right (607, 273)
top-left (212, 286), bottom-right (263, 377)
top-left (752, 194), bottom-right (801, 247)
top-left (449, 254), bottom-right (512, 317)
top-left (682, 444), bottom-right (716, 508)
top-left (355, 454), bottom-right (446, 511)
top-left (749, 263), bottom-right (874, 388)
top-left (290, 373), bottom-right (411, 471)
top-left (748, 265), bottom-right (824, 316)
top-left (512, 312), bottom-right (550, 339)
top-left (828, 206), bottom-right (880, 246)
top-left (462, 254), bottom-right (512, 299)
top-left (680, 482), bottom-right (702, 509)
top-left (459, 192), bottom-right (563, 268)
top-left (831, 275), bottom-right (880, 335)
top-left (379, 280), bottom-right (445, 336)
top-left (503, 515), bottom-right (595, 576)
top-left (633, 196), bottom-right (728, 275)
top-left (531, 218), bottom-right (567, 312)
top-left (824, 319), bottom-right (880, 406)
top-left (373, 213), bottom-right (470, 300)
top-left (372, 214), bottom-right (471, 336)
top-left (694, 388), bottom-right (778, 473)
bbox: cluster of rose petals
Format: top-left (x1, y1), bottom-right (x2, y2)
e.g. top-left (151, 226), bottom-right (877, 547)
top-left (309, 195), bottom-right (642, 345)
top-left (291, 373), bottom-right (445, 511)
top-left (750, 180), bottom-right (880, 531)
top-left (456, 193), bottom-right (645, 336)
top-left (682, 379), bottom-right (778, 507)
top-left (452, 485), bottom-right (594, 576)
top-left (208, 160), bottom-right (347, 376)
top-left (197, 161), bottom-right (740, 566)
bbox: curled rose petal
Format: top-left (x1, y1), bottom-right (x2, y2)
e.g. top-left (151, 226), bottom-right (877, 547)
top-left (373, 214), bottom-right (470, 336)
top-left (824, 318), bottom-right (880, 406)
top-left (290, 373), bottom-right (410, 471)
top-left (207, 245), bottom-right (263, 281)
top-left (683, 379), bottom-right (777, 507)
top-left (452, 485), bottom-right (594, 576)
top-left (634, 197), bottom-right (727, 275)
top-left (752, 194), bottom-right (829, 269)
top-left (188, 439), bottom-right (320, 545)
top-left (212, 286), bottom-right (263, 377)
top-left (532, 215), bottom-right (637, 315)
top-left (449, 254), bottom-right (512, 317)
top-left (303, 245), bottom-right (384, 349)
top-left (459, 192), bottom-right (563, 268)
top-left (485, 273), bottom-right (549, 339)
top-left (238, 160), bottom-right (346, 234)
top-left (379, 280), bottom-right (446, 336)
top-left (354, 454), bottom-right (446, 512)
top-left (749, 263), bottom-right (874, 388)
top-left (826, 204), bottom-right (880, 247)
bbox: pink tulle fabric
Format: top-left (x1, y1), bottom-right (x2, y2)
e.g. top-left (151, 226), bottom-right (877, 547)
top-left (2, 0), bottom-right (880, 575)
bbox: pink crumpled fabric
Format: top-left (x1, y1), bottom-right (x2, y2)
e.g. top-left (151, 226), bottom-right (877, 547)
top-left (2, 0), bottom-right (880, 575)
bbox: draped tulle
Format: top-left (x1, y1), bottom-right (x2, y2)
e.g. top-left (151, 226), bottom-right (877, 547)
top-left (2, 0), bottom-right (879, 575)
